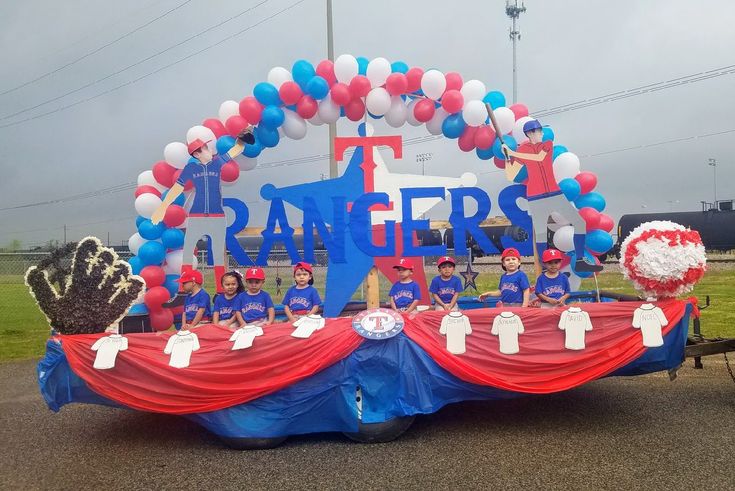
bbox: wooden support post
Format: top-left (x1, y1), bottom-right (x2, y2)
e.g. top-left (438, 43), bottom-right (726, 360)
top-left (365, 266), bottom-right (380, 309)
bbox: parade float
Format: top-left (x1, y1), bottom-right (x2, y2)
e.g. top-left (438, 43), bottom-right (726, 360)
top-left (29, 56), bottom-right (719, 449)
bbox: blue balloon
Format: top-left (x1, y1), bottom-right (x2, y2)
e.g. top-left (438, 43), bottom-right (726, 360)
top-left (483, 91), bottom-right (506, 109)
top-left (216, 135), bottom-right (236, 154)
top-left (585, 229), bottom-right (614, 254)
top-left (138, 219), bottom-right (165, 240)
top-left (253, 82), bottom-right (281, 106)
top-left (128, 256), bottom-right (143, 275)
top-left (559, 178), bottom-right (581, 202)
top-left (164, 274), bottom-right (180, 298)
top-left (138, 241), bottom-right (166, 266)
top-left (542, 126), bottom-right (555, 142)
top-left (188, 156), bottom-right (198, 165)
top-left (161, 228), bottom-right (185, 249)
top-left (476, 146), bottom-right (494, 160)
top-left (261, 105), bottom-right (285, 128)
top-left (567, 250), bottom-right (598, 279)
top-left (305, 76), bottom-right (329, 100)
top-left (160, 190), bottom-right (184, 207)
top-left (292, 59), bottom-right (316, 88)
top-left (256, 125), bottom-right (279, 148)
top-left (243, 138), bottom-right (263, 158)
top-left (391, 61), bottom-right (408, 73)
top-left (135, 216), bottom-right (146, 228)
top-left (367, 111), bottom-right (383, 120)
top-left (357, 56), bottom-right (368, 75)
top-left (575, 192), bottom-right (606, 212)
top-left (552, 145), bottom-right (568, 160)
top-left (128, 303), bottom-right (148, 315)
top-left (513, 165), bottom-right (528, 183)
top-left (442, 113), bottom-right (466, 139)
top-left (492, 134), bottom-right (517, 160)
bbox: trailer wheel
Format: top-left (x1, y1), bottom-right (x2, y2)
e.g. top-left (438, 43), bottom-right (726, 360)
top-left (219, 435), bottom-right (288, 450)
top-left (343, 416), bottom-right (416, 444)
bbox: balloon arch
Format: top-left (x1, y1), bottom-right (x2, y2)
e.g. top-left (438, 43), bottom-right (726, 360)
top-left (128, 55), bottom-right (615, 328)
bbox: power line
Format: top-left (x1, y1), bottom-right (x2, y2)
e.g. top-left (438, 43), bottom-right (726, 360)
top-left (0, 0), bottom-right (271, 122)
top-left (0, 0), bottom-right (194, 97)
top-left (0, 182), bottom-right (136, 211)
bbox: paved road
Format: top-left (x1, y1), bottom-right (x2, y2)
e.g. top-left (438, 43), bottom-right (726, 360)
top-left (1, 358), bottom-right (733, 490)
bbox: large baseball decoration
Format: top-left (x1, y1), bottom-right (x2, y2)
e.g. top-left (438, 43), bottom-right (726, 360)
top-left (619, 221), bottom-right (706, 298)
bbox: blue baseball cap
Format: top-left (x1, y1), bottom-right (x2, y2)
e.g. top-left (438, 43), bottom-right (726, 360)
top-left (523, 119), bottom-right (543, 133)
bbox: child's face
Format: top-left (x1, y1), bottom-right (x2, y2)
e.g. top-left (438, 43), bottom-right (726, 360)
top-left (222, 276), bottom-right (239, 296)
top-left (526, 128), bottom-right (543, 144)
top-left (294, 269), bottom-right (311, 286)
top-left (182, 281), bottom-right (196, 293)
top-left (545, 259), bottom-right (562, 273)
top-left (439, 263), bottom-right (455, 278)
top-left (246, 278), bottom-right (264, 293)
top-left (503, 256), bottom-right (520, 272)
top-left (396, 267), bottom-right (413, 280)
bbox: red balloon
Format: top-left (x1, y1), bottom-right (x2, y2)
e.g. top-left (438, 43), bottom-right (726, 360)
top-left (225, 115), bottom-right (249, 137)
top-left (279, 81), bottom-right (303, 106)
top-left (139, 266), bottom-right (166, 288)
top-left (440, 89), bottom-right (464, 114)
top-left (349, 75), bottom-right (371, 98)
top-left (238, 96), bottom-right (263, 124)
top-left (330, 82), bottom-right (352, 106)
top-left (135, 185), bottom-right (161, 199)
top-left (202, 118), bottom-right (227, 138)
top-left (149, 307), bottom-right (174, 332)
top-left (163, 204), bottom-right (187, 227)
top-left (509, 103), bottom-right (529, 120)
top-left (296, 95), bottom-right (318, 119)
top-left (405, 67), bottom-right (424, 93)
top-left (144, 285), bottom-right (170, 311)
top-left (445, 72), bottom-right (463, 91)
top-left (579, 207), bottom-right (601, 231)
top-left (152, 160), bottom-right (177, 188)
top-left (597, 213), bottom-right (615, 233)
top-left (413, 98), bottom-right (436, 123)
top-left (221, 161), bottom-right (240, 183)
top-left (344, 98), bottom-right (366, 121)
top-left (316, 59), bottom-right (336, 86)
top-left (575, 171), bottom-right (598, 194)
top-left (474, 125), bottom-right (496, 150)
top-left (385, 73), bottom-right (408, 96)
top-left (458, 126), bottom-right (477, 152)
top-left (493, 156), bottom-right (506, 169)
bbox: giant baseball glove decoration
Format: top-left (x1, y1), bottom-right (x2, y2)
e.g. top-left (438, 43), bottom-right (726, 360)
top-left (25, 237), bottom-right (145, 334)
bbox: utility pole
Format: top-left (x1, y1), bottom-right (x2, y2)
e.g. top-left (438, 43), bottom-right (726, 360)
top-left (326, 0), bottom-right (337, 178)
top-left (63, 224), bottom-right (67, 244)
top-left (506, 0), bottom-right (526, 103)
top-left (416, 152), bottom-right (433, 176)
top-left (708, 158), bottom-right (717, 205)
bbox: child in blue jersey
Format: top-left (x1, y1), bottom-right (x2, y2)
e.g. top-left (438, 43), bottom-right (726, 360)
top-left (535, 248), bottom-right (571, 308)
top-left (237, 267), bottom-right (275, 326)
top-left (389, 258), bottom-right (422, 313)
top-left (429, 256), bottom-right (463, 311)
top-left (213, 271), bottom-right (245, 328)
top-left (479, 247), bottom-right (530, 307)
top-left (283, 262), bottom-right (321, 322)
top-left (178, 269), bottom-right (211, 329)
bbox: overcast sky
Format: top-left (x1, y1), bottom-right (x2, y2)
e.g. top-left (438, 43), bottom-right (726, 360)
top-left (1, 0), bottom-right (733, 249)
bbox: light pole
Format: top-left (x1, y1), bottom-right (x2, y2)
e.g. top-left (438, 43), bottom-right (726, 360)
top-left (416, 152), bottom-right (433, 175)
top-left (505, 0), bottom-right (526, 103)
top-left (708, 158), bottom-right (717, 205)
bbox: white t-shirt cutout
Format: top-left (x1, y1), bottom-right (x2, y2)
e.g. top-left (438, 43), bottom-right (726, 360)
top-left (439, 311), bottom-right (472, 355)
top-left (632, 303), bottom-right (668, 347)
top-left (491, 312), bottom-right (525, 355)
top-left (164, 330), bottom-right (200, 368)
top-left (558, 306), bottom-right (593, 350)
top-left (91, 334), bottom-right (128, 369)
top-left (291, 314), bottom-right (326, 339)
top-left (230, 325), bottom-right (264, 350)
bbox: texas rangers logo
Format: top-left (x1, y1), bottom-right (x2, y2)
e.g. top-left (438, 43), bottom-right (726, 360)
top-left (352, 308), bottom-right (404, 340)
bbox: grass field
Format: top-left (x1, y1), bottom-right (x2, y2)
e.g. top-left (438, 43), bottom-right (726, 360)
top-left (1, 269), bottom-right (733, 362)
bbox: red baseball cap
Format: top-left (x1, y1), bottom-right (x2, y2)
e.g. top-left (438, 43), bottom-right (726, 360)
top-left (245, 267), bottom-right (265, 280)
top-left (436, 256), bottom-right (455, 267)
top-left (393, 258), bottom-right (414, 270)
top-left (177, 269), bottom-right (203, 285)
top-left (187, 139), bottom-right (210, 155)
top-left (501, 248), bottom-right (521, 260)
top-left (542, 248), bottom-right (564, 263)
top-left (293, 261), bottom-right (313, 274)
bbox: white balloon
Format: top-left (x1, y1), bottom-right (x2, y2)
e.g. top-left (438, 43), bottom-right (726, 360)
top-left (128, 233), bottom-right (146, 255)
top-left (553, 225), bottom-right (576, 252)
top-left (334, 54), bottom-right (359, 83)
top-left (460, 79), bottom-right (486, 103)
top-left (463, 100), bottom-right (487, 127)
top-left (163, 142), bottom-right (190, 170)
top-left (282, 109), bottom-right (307, 140)
top-left (318, 95), bottom-right (340, 124)
top-left (135, 193), bottom-right (162, 219)
top-left (137, 170), bottom-right (167, 192)
top-left (493, 107), bottom-right (515, 135)
top-left (512, 116), bottom-right (534, 144)
top-left (406, 99), bottom-right (421, 126)
top-left (365, 87), bottom-right (391, 116)
top-left (366, 57), bottom-right (391, 87)
top-left (185, 125), bottom-right (215, 144)
top-left (553, 152), bottom-right (581, 181)
top-left (308, 112), bottom-right (324, 126)
top-left (548, 211), bottom-right (571, 232)
top-left (267, 66), bottom-right (292, 89)
top-left (163, 249), bottom-right (198, 276)
top-left (235, 154), bottom-right (258, 171)
top-left (384, 96), bottom-right (408, 127)
top-left (426, 108), bottom-right (449, 135)
top-left (421, 69), bottom-right (446, 100)
top-left (218, 100), bottom-right (239, 122)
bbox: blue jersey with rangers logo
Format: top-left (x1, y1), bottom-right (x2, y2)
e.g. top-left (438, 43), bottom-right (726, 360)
top-left (238, 290), bottom-right (275, 322)
top-left (535, 272), bottom-right (570, 301)
top-left (175, 153), bottom-right (231, 215)
top-left (429, 275), bottom-right (463, 304)
top-left (389, 280), bottom-right (421, 309)
top-left (184, 288), bottom-right (211, 322)
top-left (282, 285), bottom-right (322, 314)
top-left (498, 270), bottom-right (530, 304)
top-left (213, 293), bottom-right (240, 321)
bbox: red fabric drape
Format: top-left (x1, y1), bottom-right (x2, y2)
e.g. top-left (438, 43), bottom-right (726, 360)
top-left (402, 299), bottom-right (691, 393)
top-left (61, 319), bottom-right (363, 414)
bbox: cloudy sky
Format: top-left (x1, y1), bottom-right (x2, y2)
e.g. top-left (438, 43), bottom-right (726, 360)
top-left (0, 0), bottom-right (733, 249)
